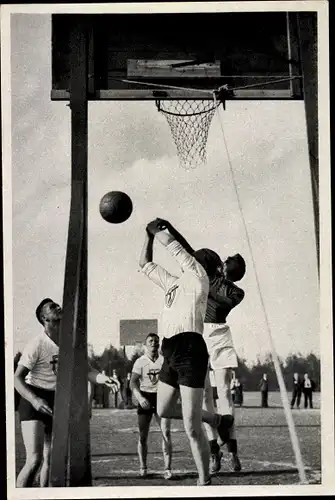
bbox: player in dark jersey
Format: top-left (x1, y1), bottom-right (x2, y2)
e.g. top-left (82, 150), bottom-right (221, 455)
top-left (152, 219), bottom-right (246, 474)
top-left (202, 258), bottom-right (245, 474)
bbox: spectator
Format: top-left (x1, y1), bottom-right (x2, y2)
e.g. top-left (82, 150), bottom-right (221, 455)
top-left (233, 378), bottom-right (243, 407)
top-left (302, 373), bottom-right (316, 409)
top-left (209, 368), bottom-right (218, 408)
top-left (259, 373), bottom-right (269, 408)
top-left (291, 372), bottom-right (302, 409)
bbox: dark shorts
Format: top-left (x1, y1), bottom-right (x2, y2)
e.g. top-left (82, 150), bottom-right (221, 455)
top-left (137, 391), bottom-right (157, 415)
top-left (18, 385), bottom-right (55, 431)
top-left (159, 332), bottom-right (209, 389)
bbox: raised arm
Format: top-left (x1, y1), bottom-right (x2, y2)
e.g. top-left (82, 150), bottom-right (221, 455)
top-left (146, 219), bottom-right (205, 278)
top-left (155, 219), bottom-right (195, 254)
top-left (139, 230), bottom-right (155, 268)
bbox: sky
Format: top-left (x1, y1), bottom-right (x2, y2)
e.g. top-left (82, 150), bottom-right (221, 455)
top-left (9, 13), bottom-right (319, 363)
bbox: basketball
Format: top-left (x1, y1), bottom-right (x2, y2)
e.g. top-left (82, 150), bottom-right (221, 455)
top-left (99, 191), bottom-right (133, 224)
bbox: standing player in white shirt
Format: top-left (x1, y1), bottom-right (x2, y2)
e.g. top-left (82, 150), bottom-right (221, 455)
top-left (140, 219), bottom-right (234, 486)
top-left (14, 298), bottom-right (120, 488)
top-left (130, 333), bottom-right (172, 479)
top-left (150, 219), bottom-right (246, 475)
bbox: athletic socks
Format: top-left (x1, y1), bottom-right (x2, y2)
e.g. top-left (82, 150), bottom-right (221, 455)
top-left (216, 414), bottom-right (234, 445)
top-left (227, 438), bottom-right (237, 454)
top-left (209, 439), bottom-right (220, 454)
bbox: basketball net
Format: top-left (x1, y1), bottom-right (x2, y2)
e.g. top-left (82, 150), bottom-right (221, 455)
top-left (155, 99), bottom-right (221, 170)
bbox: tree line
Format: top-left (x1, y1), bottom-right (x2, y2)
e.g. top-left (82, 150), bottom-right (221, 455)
top-left (13, 347), bottom-right (320, 392)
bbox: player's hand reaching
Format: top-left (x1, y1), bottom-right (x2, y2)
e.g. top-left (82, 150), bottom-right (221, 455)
top-left (32, 396), bottom-right (53, 416)
top-left (97, 373), bottom-right (121, 393)
top-left (139, 396), bottom-right (151, 410)
top-left (155, 218), bottom-right (172, 232)
top-left (106, 377), bottom-right (121, 394)
top-left (146, 219), bottom-right (164, 236)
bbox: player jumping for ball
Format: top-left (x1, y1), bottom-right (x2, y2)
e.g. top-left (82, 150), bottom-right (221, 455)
top-left (140, 219), bottom-right (234, 486)
top-left (151, 219), bottom-right (246, 475)
top-left (14, 298), bottom-right (120, 488)
top-left (131, 333), bottom-right (173, 479)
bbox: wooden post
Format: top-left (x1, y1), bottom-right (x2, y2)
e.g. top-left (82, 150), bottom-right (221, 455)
top-left (297, 13), bottom-right (319, 274)
top-left (49, 19), bottom-right (90, 486)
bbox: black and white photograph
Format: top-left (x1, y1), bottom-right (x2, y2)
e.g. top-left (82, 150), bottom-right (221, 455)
top-left (2, 1), bottom-right (333, 498)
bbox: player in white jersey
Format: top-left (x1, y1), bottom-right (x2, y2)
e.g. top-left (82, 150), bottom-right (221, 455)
top-left (148, 219), bottom-right (246, 475)
top-left (14, 298), bottom-right (120, 488)
top-left (140, 219), bottom-right (234, 486)
top-left (131, 333), bottom-right (172, 479)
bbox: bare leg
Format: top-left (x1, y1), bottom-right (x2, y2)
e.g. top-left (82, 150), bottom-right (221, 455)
top-left (137, 413), bottom-right (152, 472)
top-left (179, 385), bottom-right (210, 485)
top-left (39, 428), bottom-right (52, 487)
top-left (155, 415), bottom-right (172, 472)
top-left (157, 381), bottom-right (221, 428)
top-left (215, 368), bottom-right (241, 471)
top-left (202, 370), bottom-right (218, 441)
top-left (215, 368), bottom-right (235, 438)
top-left (203, 370), bottom-right (223, 474)
top-left (16, 420), bottom-right (44, 487)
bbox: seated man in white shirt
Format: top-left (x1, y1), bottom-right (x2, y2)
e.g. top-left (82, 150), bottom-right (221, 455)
top-left (140, 219), bottom-right (234, 486)
top-left (131, 333), bottom-right (172, 479)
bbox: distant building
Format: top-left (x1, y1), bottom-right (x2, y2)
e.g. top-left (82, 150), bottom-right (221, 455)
top-left (120, 319), bottom-right (158, 358)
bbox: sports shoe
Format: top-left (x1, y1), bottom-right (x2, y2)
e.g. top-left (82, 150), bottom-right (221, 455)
top-left (229, 454), bottom-right (242, 472)
top-left (163, 469), bottom-right (172, 480)
top-left (216, 414), bottom-right (234, 446)
top-left (139, 467), bottom-right (147, 477)
top-left (196, 477), bottom-right (212, 486)
top-left (209, 449), bottom-right (223, 475)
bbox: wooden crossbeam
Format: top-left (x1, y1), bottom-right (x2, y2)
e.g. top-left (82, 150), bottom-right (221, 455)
top-left (49, 19), bottom-right (90, 486)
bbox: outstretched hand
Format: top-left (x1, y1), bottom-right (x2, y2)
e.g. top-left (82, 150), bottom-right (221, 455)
top-left (155, 218), bottom-right (171, 231)
top-left (99, 374), bottom-right (121, 393)
top-left (146, 218), bottom-right (167, 236)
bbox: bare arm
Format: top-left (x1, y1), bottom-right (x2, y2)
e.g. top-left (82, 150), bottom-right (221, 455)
top-left (130, 372), bottom-right (151, 409)
top-left (14, 365), bottom-right (53, 416)
top-left (146, 219), bottom-right (175, 247)
top-left (154, 229), bottom-right (175, 247)
top-left (139, 231), bottom-right (155, 268)
top-left (157, 219), bottom-right (195, 254)
top-left (88, 365), bottom-right (120, 392)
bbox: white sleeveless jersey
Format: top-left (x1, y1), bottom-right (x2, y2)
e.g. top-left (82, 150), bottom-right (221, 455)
top-left (132, 354), bottom-right (163, 393)
top-left (18, 332), bottom-right (59, 391)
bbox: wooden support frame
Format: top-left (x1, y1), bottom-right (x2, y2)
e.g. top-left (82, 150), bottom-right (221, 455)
top-left (49, 19), bottom-right (91, 486)
top-left (297, 12), bottom-right (319, 273)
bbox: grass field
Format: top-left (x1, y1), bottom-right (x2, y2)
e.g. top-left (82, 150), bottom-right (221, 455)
top-left (15, 392), bottom-right (321, 487)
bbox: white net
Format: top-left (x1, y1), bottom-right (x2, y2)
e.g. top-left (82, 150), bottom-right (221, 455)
top-left (156, 99), bottom-right (220, 170)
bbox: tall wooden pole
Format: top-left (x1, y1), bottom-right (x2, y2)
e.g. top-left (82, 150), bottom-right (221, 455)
top-left (49, 19), bottom-right (90, 486)
top-left (297, 12), bottom-right (319, 274)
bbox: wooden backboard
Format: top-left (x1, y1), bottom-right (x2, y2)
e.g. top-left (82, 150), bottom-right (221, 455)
top-left (51, 12), bottom-right (304, 101)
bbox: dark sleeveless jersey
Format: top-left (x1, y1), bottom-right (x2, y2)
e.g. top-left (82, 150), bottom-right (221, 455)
top-left (205, 275), bottom-right (245, 324)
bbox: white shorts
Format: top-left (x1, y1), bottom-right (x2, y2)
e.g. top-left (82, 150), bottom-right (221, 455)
top-left (203, 323), bottom-right (238, 370)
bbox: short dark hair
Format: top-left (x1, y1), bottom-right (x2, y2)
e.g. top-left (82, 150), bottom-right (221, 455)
top-left (230, 254), bottom-right (246, 281)
top-left (145, 333), bottom-right (159, 342)
top-left (193, 248), bottom-right (221, 279)
top-left (35, 298), bottom-right (54, 325)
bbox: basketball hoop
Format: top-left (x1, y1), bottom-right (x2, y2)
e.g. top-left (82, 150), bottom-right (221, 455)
top-left (155, 93), bottom-right (225, 170)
